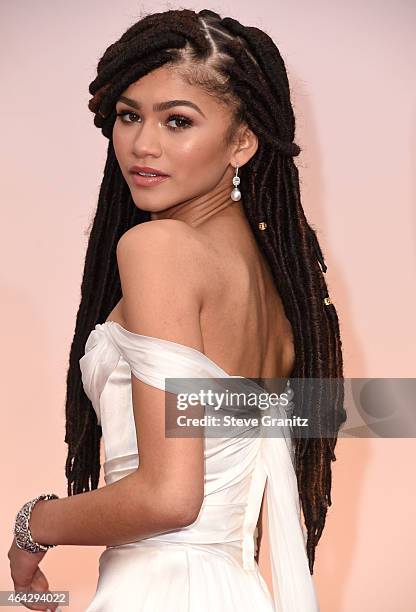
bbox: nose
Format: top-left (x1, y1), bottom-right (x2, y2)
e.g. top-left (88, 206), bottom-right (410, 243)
top-left (131, 119), bottom-right (162, 157)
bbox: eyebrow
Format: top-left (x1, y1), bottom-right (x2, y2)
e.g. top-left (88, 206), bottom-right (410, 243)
top-left (117, 95), bottom-right (206, 118)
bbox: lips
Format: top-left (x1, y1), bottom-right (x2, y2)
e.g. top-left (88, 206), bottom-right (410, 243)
top-left (129, 165), bottom-right (169, 176)
top-left (130, 173), bottom-right (170, 187)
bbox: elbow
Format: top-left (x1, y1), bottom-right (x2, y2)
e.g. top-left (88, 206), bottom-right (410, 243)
top-left (174, 499), bottom-right (203, 527)
top-left (168, 493), bottom-right (204, 528)
top-left (161, 489), bottom-right (204, 528)
top-left (138, 471), bottom-right (204, 529)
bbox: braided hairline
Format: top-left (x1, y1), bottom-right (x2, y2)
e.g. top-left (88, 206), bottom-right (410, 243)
top-left (197, 17), bottom-right (301, 156)
top-left (199, 20), bottom-right (301, 156)
top-left (199, 15), bottom-right (262, 72)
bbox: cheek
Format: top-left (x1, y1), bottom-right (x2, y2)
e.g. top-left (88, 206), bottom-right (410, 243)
top-left (171, 132), bottom-right (224, 170)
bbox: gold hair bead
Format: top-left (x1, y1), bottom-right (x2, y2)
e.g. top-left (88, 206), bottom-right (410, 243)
top-left (258, 222), bottom-right (267, 231)
top-left (324, 296), bottom-right (331, 306)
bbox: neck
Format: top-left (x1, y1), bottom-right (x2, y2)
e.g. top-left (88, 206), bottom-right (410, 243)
top-left (150, 172), bottom-right (243, 229)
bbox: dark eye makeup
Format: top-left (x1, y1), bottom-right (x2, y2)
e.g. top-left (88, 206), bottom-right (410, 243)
top-left (115, 109), bottom-right (193, 131)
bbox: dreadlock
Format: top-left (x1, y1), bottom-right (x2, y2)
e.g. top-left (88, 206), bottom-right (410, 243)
top-left (64, 8), bottom-right (347, 574)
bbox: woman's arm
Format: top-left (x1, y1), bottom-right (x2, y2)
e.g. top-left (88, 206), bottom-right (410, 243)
top-left (29, 468), bottom-right (197, 547)
top-left (29, 220), bottom-right (206, 548)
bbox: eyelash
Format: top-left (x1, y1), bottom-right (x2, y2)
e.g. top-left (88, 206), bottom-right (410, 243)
top-left (115, 110), bottom-right (193, 131)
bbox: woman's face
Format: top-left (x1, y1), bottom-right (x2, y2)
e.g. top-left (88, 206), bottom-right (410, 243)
top-left (112, 66), bottom-right (247, 213)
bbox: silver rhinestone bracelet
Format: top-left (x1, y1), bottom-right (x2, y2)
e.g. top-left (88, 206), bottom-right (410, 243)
top-left (13, 493), bottom-right (59, 553)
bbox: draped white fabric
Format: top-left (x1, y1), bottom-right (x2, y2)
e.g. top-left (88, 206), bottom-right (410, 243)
top-left (79, 321), bottom-right (319, 611)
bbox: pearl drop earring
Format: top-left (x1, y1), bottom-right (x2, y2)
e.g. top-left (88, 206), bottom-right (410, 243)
top-left (231, 166), bottom-right (241, 201)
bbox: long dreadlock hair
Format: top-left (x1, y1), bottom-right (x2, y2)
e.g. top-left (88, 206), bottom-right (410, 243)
top-left (65, 8), bottom-right (347, 574)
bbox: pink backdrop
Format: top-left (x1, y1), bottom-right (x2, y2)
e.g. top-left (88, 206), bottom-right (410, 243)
top-left (2, 1), bottom-right (415, 610)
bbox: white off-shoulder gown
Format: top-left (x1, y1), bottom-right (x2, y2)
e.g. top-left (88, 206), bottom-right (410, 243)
top-left (79, 320), bottom-right (319, 611)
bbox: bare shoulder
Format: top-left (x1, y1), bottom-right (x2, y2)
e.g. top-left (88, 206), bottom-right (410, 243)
top-left (117, 217), bottom-right (200, 242)
top-left (116, 219), bottom-right (208, 346)
top-left (117, 218), bottom-right (207, 269)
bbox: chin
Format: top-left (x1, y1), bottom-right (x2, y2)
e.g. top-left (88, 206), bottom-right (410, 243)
top-left (130, 196), bottom-right (168, 213)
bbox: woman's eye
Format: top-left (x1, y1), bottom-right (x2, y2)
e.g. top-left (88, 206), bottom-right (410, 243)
top-left (116, 110), bottom-right (139, 123)
top-left (115, 110), bottom-right (192, 131)
top-left (166, 115), bottom-right (193, 131)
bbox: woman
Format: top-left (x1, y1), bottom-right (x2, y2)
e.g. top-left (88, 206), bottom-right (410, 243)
top-left (9, 8), bottom-right (346, 611)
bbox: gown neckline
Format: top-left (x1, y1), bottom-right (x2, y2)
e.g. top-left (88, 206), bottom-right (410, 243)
top-left (103, 319), bottom-right (238, 378)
